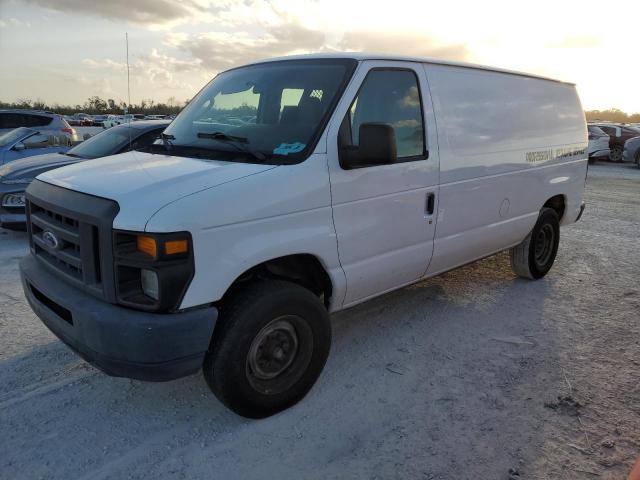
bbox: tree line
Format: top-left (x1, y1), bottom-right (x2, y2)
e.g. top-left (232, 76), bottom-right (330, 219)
top-left (1, 98), bottom-right (639, 123)
top-left (585, 108), bottom-right (640, 123)
top-left (0, 96), bottom-right (190, 116)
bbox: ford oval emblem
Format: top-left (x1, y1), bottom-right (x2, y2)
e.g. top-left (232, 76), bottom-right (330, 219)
top-left (42, 230), bottom-right (60, 250)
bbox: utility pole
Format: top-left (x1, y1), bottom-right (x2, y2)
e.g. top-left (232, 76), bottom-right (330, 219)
top-left (125, 32), bottom-right (131, 114)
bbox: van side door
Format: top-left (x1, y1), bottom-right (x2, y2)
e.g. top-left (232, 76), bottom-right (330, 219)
top-left (325, 61), bottom-right (439, 307)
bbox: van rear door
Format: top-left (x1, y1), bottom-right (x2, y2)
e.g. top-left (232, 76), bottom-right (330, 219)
top-left (325, 60), bottom-right (439, 307)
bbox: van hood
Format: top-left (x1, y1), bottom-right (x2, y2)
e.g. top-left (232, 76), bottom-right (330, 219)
top-left (36, 150), bottom-right (277, 231)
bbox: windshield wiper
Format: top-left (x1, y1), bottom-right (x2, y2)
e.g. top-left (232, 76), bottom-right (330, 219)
top-left (196, 131), bottom-right (266, 162)
top-left (197, 132), bottom-right (248, 143)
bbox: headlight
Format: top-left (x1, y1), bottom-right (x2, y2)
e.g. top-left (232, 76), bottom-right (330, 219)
top-left (113, 230), bottom-right (193, 312)
top-left (2, 192), bottom-right (26, 208)
top-left (141, 269), bottom-right (159, 300)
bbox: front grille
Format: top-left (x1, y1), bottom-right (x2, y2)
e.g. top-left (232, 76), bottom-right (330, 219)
top-left (29, 201), bottom-right (102, 287)
top-left (25, 180), bottom-right (120, 302)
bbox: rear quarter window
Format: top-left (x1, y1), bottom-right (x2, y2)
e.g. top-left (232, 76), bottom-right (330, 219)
top-left (0, 113), bottom-right (24, 129)
top-left (22, 114), bottom-right (53, 127)
top-left (0, 113), bottom-right (52, 128)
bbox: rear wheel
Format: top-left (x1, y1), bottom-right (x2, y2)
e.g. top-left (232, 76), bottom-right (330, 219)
top-left (510, 207), bottom-right (560, 280)
top-left (203, 280), bottom-right (331, 418)
top-left (610, 145), bottom-right (623, 162)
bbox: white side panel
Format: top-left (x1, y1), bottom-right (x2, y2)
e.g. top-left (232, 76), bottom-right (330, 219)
top-left (145, 154), bottom-right (346, 311)
top-left (426, 64), bottom-right (587, 184)
top-left (426, 160), bottom-right (586, 275)
top-left (424, 64), bottom-right (588, 277)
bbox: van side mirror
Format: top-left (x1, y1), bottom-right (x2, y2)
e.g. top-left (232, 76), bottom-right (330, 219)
top-left (339, 122), bottom-right (397, 169)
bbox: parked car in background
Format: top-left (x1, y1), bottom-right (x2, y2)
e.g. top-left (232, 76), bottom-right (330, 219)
top-left (145, 115), bottom-right (167, 120)
top-left (92, 115), bottom-right (108, 126)
top-left (0, 109), bottom-right (80, 143)
top-left (0, 127), bottom-right (71, 167)
top-left (0, 120), bottom-right (169, 230)
top-left (67, 113), bottom-right (92, 126)
top-left (103, 114), bottom-right (146, 128)
top-left (76, 113), bottom-right (94, 126)
top-left (590, 123), bottom-right (640, 162)
top-left (102, 115), bottom-right (123, 128)
top-left (623, 136), bottom-right (640, 168)
top-left (587, 125), bottom-right (610, 162)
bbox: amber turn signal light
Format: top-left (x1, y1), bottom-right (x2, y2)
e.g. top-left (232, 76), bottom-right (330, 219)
top-left (164, 239), bottom-right (188, 255)
top-left (136, 235), bottom-right (157, 258)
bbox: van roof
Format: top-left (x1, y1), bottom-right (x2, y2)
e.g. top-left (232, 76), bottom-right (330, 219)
top-left (239, 52), bottom-right (573, 85)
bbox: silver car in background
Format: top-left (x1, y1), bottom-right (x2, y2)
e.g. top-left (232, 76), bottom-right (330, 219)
top-left (0, 127), bottom-right (71, 165)
top-left (587, 125), bottom-right (610, 163)
top-left (623, 136), bottom-right (640, 168)
top-left (0, 109), bottom-right (81, 143)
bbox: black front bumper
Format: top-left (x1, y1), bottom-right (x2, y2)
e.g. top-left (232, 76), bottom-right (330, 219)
top-left (20, 255), bottom-right (217, 381)
top-left (0, 210), bottom-right (26, 230)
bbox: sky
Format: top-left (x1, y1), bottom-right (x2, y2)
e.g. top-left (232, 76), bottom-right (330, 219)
top-left (0, 0), bottom-right (639, 112)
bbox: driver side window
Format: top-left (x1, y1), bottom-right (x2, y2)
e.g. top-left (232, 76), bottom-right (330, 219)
top-left (347, 69), bottom-right (425, 159)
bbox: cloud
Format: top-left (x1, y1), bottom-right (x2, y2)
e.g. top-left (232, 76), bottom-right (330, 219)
top-left (83, 58), bottom-right (127, 72)
top-left (549, 36), bottom-right (602, 49)
top-left (337, 31), bottom-right (470, 61)
top-left (83, 49), bottom-right (197, 91)
top-left (19, 0), bottom-right (204, 26)
top-left (169, 20), bottom-right (326, 71)
top-left (167, 25), bottom-right (468, 75)
top-left (0, 17), bottom-right (32, 28)
top-left (139, 48), bottom-right (202, 72)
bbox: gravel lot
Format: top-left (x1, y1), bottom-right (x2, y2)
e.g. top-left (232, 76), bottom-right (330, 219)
top-left (1, 162), bottom-right (639, 479)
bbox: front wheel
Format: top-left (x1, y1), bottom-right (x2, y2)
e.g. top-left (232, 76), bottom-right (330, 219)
top-left (510, 207), bottom-right (560, 280)
top-left (203, 280), bottom-right (331, 418)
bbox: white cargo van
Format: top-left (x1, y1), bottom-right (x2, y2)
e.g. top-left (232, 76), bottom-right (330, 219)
top-left (20, 54), bottom-right (588, 418)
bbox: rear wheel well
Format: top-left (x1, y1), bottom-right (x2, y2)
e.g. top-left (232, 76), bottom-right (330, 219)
top-left (223, 254), bottom-right (333, 308)
top-left (543, 195), bottom-right (565, 222)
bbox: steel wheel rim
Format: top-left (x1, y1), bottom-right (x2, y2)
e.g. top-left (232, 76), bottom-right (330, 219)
top-left (245, 313), bottom-right (314, 396)
top-left (247, 317), bottom-right (299, 381)
top-left (534, 224), bottom-right (555, 266)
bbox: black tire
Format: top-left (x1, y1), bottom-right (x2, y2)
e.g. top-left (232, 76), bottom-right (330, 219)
top-left (610, 145), bottom-right (623, 162)
top-left (510, 207), bottom-right (560, 280)
top-left (203, 280), bottom-right (331, 418)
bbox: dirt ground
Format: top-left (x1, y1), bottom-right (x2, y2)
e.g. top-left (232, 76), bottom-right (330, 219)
top-left (1, 162), bottom-right (639, 480)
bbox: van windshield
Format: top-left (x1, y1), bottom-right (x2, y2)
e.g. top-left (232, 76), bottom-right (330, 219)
top-left (161, 59), bottom-right (357, 164)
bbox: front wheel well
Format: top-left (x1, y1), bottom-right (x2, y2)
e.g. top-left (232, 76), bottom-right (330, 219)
top-left (543, 195), bottom-right (566, 222)
top-left (222, 254), bottom-right (333, 308)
